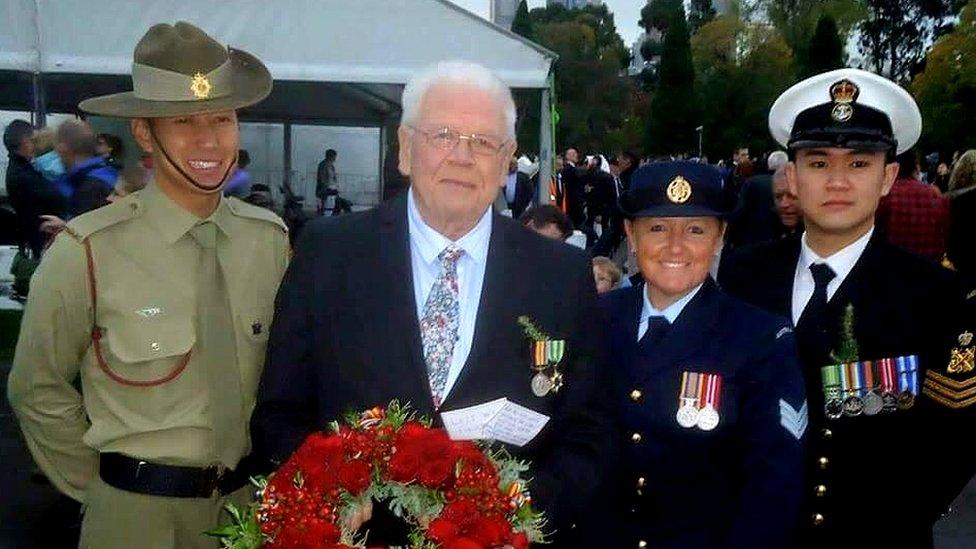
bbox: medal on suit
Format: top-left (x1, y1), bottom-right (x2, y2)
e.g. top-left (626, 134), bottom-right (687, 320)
top-left (877, 358), bottom-right (899, 412)
top-left (896, 355), bottom-right (919, 410)
top-left (676, 372), bottom-right (701, 428)
top-left (520, 316), bottom-right (566, 398)
top-left (696, 373), bottom-right (722, 431)
top-left (860, 361), bottom-right (884, 416)
top-left (820, 365), bottom-right (844, 420)
top-left (841, 362), bottom-right (864, 417)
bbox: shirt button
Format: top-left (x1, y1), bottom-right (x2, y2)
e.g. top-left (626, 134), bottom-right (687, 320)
top-left (821, 428), bottom-right (832, 440)
top-left (815, 485), bottom-right (827, 497)
top-left (818, 457), bottom-right (829, 469)
top-left (631, 432), bottom-right (642, 443)
top-left (150, 342), bottom-right (160, 352)
top-left (812, 513), bottom-right (825, 526)
top-left (630, 389), bottom-right (643, 402)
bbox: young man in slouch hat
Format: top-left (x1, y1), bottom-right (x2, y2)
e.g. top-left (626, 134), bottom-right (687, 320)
top-left (7, 22), bottom-right (289, 548)
top-left (722, 68), bottom-right (976, 548)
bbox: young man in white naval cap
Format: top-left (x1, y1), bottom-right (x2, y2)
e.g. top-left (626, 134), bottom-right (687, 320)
top-left (722, 68), bottom-right (975, 548)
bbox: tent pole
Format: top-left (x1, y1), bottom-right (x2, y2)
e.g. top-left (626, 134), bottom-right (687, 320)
top-left (538, 85), bottom-right (552, 204)
top-left (31, 72), bottom-right (47, 128)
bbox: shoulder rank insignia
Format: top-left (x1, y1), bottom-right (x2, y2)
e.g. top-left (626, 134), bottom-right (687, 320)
top-left (922, 331), bottom-right (976, 409)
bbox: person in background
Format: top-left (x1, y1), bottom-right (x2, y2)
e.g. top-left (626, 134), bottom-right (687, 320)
top-left (876, 148), bottom-right (950, 264)
top-left (316, 148), bottom-right (338, 215)
top-left (504, 155), bottom-right (533, 218)
top-left (946, 150), bottom-right (976, 282)
top-left (772, 164), bottom-right (803, 239)
top-left (55, 119), bottom-right (119, 217)
top-left (96, 133), bottom-right (125, 170)
top-left (223, 149), bottom-right (252, 198)
top-left (592, 255), bottom-right (621, 294)
top-left (4, 119), bottom-right (65, 258)
top-left (583, 160), bottom-right (805, 548)
top-left (520, 203), bottom-right (573, 241)
top-left (727, 150), bottom-right (789, 248)
top-left (40, 164), bottom-right (150, 236)
top-left (933, 161), bottom-right (950, 193)
top-left (31, 128), bottom-right (66, 182)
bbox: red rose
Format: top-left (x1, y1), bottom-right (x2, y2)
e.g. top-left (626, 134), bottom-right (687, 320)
top-left (336, 460), bottom-right (371, 494)
top-left (427, 517), bottom-right (461, 543)
top-left (270, 519), bottom-right (340, 548)
top-left (443, 538), bottom-right (484, 549)
top-left (389, 424), bottom-right (455, 488)
top-left (439, 499), bottom-right (480, 530)
top-left (510, 531), bottom-right (529, 549)
top-left (468, 516), bottom-right (511, 547)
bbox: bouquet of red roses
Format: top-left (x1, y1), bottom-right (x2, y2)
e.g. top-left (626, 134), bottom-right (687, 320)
top-left (210, 401), bottom-right (546, 549)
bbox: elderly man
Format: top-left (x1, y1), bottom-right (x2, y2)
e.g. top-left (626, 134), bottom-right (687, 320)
top-left (8, 22), bottom-right (289, 548)
top-left (772, 165), bottom-right (802, 238)
top-left (252, 61), bottom-right (612, 546)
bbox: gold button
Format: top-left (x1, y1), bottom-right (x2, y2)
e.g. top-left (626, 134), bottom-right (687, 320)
top-left (150, 342), bottom-right (160, 352)
top-left (821, 428), bottom-right (832, 440)
top-left (639, 542), bottom-right (648, 548)
top-left (637, 477), bottom-right (646, 488)
top-left (630, 389), bottom-right (643, 402)
top-left (812, 513), bottom-right (825, 526)
top-left (631, 432), bottom-right (642, 443)
top-left (815, 485), bottom-right (827, 497)
top-left (818, 457), bottom-right (829, 469)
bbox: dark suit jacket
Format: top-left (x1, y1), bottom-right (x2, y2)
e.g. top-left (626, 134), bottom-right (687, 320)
top-left (508, 171), bottom-right (533, 218)
top-left (5, 153), bottom-right (64, 256)
top-left (252, 192), bottom-right (613, 544)
top-left (585, 279), bottom-right (805, 549)
top-left (560, 164), bottom-right (585, 227)
top-left (722, 232), bottom-right (969, 548)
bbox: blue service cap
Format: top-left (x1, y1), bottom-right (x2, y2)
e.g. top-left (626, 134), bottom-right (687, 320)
top-left (619, 161), bottom-right (735, 219)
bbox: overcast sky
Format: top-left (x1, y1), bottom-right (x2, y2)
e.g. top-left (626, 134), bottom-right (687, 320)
top-left (449, 0), bottom-right (644, 47)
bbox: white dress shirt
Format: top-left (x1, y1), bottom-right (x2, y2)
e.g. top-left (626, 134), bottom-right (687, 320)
top-left (637, 282), bottom-right (704, 340)
top-left (407, 189), bottom-right (492, 400)
top-left (791, 227), bottom-right (873, 324)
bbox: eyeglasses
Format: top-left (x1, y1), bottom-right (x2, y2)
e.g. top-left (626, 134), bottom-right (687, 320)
top-left (409, 126), bottom-right (509, 157)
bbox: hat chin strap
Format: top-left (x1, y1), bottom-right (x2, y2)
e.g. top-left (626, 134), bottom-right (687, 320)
top-left (148, 124), bottom-right (236, 194)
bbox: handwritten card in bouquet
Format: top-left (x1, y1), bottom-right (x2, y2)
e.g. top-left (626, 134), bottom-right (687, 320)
top-left (441, 398), bottom-right (550, 447)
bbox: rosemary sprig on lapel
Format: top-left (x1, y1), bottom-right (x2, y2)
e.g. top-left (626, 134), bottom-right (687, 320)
top-left (830, 304), bottom-right (859, 363)
top-left (518, 315), bottom-right (550, 342)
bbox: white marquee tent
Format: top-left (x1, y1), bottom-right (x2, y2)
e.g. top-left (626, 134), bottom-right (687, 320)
top-left (0, 0), bottom-right (557, 204)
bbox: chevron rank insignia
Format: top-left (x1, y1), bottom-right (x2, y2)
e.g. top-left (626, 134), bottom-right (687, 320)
top-left (779, 399), bottom-right (808, 440)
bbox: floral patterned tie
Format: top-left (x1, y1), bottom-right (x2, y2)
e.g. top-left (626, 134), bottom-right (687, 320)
top-left (420, 245), bottom-right (464, 409)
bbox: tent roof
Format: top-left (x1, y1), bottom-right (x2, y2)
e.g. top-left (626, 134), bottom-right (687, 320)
top-left (0, 0), bottom-right (555, 88)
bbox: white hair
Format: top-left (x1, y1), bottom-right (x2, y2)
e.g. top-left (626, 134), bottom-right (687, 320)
top-left (400, 61), bottom-right (517, 139)
top-left (767, 150), bottom-right (788, 172)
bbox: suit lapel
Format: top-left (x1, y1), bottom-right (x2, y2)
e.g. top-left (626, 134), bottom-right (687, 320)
top-left (441, 213), bottom-right (514, 407)
top-left (376, 194), bottom-right (435, 409)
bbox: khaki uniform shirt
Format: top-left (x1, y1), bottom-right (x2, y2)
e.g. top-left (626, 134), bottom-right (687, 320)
top-left (7, 182), bottom-right (290, 502)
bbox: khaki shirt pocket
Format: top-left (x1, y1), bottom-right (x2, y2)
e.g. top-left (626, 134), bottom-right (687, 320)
top-left (95, 311), bottom-right (196, 386)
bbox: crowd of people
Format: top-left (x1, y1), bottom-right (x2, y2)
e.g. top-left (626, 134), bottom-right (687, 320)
top-left (2, 19), bottom-right (976, 549)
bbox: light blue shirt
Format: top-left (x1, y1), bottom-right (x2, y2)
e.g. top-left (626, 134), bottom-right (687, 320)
top-left (637, 282), bottom-right (704, 340)
top-left (408, 188), bottom-right (492, 400)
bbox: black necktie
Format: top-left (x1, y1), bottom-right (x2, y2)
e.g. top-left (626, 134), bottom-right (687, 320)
top-left (800, 262), bottom-right (837, 327)
top-left (639, 316), bottom-right (670, 352)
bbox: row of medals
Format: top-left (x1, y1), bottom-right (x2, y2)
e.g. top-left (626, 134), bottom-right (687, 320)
top-left (676, 400), bottom-right (720, 431)
top-left (824, 387), bottom-right (914, 419)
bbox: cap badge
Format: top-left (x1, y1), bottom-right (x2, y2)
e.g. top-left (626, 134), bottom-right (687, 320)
top-left (666, 176), bottom-right (692, 204)
top-left (829, 79), bottom-right (859, 123)
top-left (190, 72), bottom-right (212, 100)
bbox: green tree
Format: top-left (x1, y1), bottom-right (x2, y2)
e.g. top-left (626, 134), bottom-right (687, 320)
top-left (858, 0), bottom-right (965, 82)
top-left (912, 0), bottom-right (976, 154)
top-left (801, 14), bottom-right (845, 77)
top-left (511, 0), bottom-right (533, 39)
top-left (646, 1), bottom-right (700, 155)
top-left (691, 7), bottom-right (796, 159)
top-left (688, 0), bottom-right (717, 34)
top-left (763, 0), bottom-right (864, 73)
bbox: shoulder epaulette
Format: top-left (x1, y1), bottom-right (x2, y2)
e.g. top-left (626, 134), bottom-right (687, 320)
top-left (225, 197), bottom-right (288, 233)
top-left (63, 195), bottom-right (143, 241)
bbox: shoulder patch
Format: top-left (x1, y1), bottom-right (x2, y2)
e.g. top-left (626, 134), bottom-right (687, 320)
top-left (226, 197), bottom-right (288, 232)
top-left (64, 195), bottom-right (142, 240)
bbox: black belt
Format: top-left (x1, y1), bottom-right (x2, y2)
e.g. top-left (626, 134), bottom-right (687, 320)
top-left (99, 453), bottom-right (252, 498)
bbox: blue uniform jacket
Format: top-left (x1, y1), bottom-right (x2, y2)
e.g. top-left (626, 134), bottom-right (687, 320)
top-left (593, 279), bottom-right (807, 549)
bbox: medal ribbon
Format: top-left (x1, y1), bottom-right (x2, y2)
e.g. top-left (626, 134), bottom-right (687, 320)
top-left (697, 373), bottom-right (708, 410)
top-left (679, 371), bottom-right (701, 408)
top-left (547, 340), bottom-right (565, 363)
top-left (704, 374), bottom-right (722, 409)
top-left (821, 364), bottom-right (841, 398)
top-left (861, 360), bottom-right (875, 397)
top-left (897, 355), bottom-right (919, 395)
top-left (849, 362), bottom-right (863, 395)
top-left (840, 363), bottom-right (851, 395)
top-left (879, 358), bottom-right (895, 394)
top-left (533, 341), bottom-right (546, 368)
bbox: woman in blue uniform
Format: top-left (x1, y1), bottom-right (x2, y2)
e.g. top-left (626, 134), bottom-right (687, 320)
top-left (595, 161), bottom-right (807, 549)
